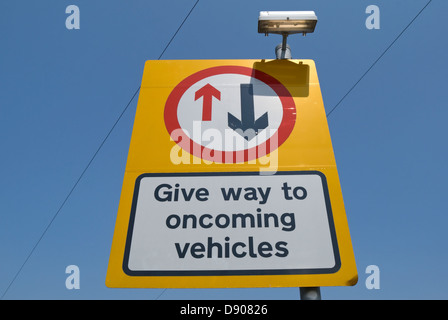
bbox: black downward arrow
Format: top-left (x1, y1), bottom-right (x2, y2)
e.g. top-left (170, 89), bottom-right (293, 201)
top-left (228, 84), bottom-right (269, 141)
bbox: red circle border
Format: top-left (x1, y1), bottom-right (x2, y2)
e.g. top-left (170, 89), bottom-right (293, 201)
top-left (164, 65), bottom-right (296, 163)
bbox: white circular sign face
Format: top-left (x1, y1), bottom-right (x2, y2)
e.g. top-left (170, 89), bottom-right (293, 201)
top-left (164, 66), bottom-right (296, 163)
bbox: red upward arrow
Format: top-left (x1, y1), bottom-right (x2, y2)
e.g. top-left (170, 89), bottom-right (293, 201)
top-left (195, 84), bottom-right (221, 121)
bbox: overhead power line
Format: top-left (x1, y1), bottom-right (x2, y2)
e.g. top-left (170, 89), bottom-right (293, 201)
top-left (1, 0), bottom-right (201, 300)
top-left (326, 0), bottom-right (432, 118)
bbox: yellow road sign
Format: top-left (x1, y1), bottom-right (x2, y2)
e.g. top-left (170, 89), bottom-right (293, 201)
top-left (106, 59), bottom-right (357, 288)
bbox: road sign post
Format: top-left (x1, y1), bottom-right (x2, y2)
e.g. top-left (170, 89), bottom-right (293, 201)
top-left (106, 59), bottom-right (357, 289)
top-left (300, 287), bottom-right (322, 300)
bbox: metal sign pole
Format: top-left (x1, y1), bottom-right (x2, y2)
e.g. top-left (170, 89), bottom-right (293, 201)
top-left (300, 287), bottom-right (321, 300)
top-left (275, 34), bottom-right (292, 59)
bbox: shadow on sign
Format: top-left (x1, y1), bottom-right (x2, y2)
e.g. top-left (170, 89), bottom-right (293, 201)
top-left (252, 59), bottom-right (310, 97)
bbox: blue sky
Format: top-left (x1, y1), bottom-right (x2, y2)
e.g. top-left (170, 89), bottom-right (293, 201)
top-left (1, 0), bottom-right (446, 300)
